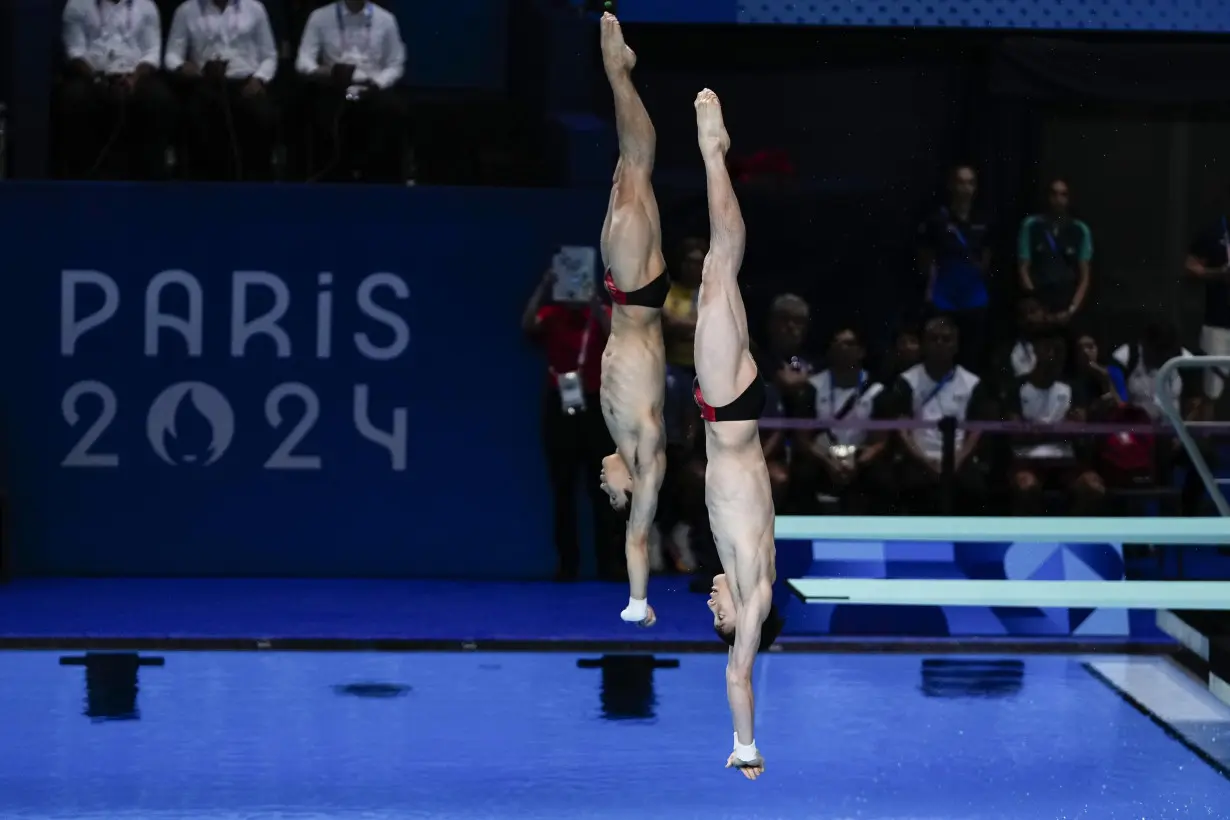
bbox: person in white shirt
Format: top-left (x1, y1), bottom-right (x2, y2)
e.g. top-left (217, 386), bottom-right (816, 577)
top-left (883, 315), bottom-right (993, 513)
top-left (164, 0), bottom-right (280, 180)
top-left (795, 327), bottom-right (887, 513)
top-left (1109, 320), bottom-right (1218, 515)
top-left (998, 296), bottom-right (1048, 381)
top-left (295, 0), bottom-right (409, 182)
top-left (1003, 332), bottom-right (1105, 516)
top-left (58, 0), bottom-right (175, 179)
top-left (1108, 322), bottom-right (1209, 422)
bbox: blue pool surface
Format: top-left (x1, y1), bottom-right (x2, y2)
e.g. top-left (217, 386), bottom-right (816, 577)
top-left (1, 651), bottom-right (1227, 819)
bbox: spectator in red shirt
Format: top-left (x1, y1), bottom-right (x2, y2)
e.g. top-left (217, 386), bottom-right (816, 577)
top-left (522, 269), bottom-right (624, 582)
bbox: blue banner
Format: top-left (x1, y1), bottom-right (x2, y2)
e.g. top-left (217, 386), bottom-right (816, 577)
top-left (0, 183), bottom-right (607, 577)
top-left (614, 0), bottom-right (1230, 31)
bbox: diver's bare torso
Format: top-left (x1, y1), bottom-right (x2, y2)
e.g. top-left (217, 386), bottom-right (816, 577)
top-left (599, 309), bottom-right (665, 459)
top-left (704, 427), bottom-right (777, 601)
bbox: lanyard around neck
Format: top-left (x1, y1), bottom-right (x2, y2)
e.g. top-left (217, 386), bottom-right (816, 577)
top-left (1044, 220), bottom-right (1060, 253)
top-left (829, 370), bottom-right (866, 415)
top-left (920, 370), bottom-right (955, 407)
top-left (941, 207), bottom-right (968, 249)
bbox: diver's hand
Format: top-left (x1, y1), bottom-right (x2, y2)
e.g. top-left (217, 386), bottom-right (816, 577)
top-left (726, 751), bottom-right (764, 780)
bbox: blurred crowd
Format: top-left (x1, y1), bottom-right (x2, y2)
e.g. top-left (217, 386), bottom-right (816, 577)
top-left (526, 164), bottom-right (1230, 582)
top-left (55, 0), bottom-right (411, 183)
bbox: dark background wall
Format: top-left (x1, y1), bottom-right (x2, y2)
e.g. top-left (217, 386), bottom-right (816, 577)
top-left (603, 26), bottom-right (1230, 353)
top-left (4, 4), bottom-right (1230, 347)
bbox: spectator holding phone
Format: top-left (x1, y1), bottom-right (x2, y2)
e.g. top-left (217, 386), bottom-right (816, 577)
top-left (164, 0), bottom-right (280, 180)
top-left (296, 0), bottom-right (409, 182)
top-left (522, 267), bottom-right (624, 582)
top-left (57, 0), bottom-right (176, 180)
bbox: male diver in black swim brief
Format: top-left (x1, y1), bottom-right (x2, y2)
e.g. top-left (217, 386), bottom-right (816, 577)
top-left (690, 88), bottom-right (781, 781)
top-left (593, 12), bottom-right (669, 628)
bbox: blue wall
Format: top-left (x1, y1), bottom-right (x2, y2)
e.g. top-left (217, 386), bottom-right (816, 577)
top-left (0, 182), bottom-right (607, 577)
top-left (394, 0), bottom-right (508, 89)
top-left (616, 0), bottom-right (1230, 30)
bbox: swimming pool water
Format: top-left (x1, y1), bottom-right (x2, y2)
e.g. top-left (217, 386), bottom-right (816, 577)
top-left (0, 651), bottom-right (1226, 819)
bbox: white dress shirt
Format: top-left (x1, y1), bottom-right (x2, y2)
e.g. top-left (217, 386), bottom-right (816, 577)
top-left (295, 1), bottom-right (405, 89)
top-left (165, 0), bottom-right (278, 82)
top-left (62, 0), bottom-right (162, 76)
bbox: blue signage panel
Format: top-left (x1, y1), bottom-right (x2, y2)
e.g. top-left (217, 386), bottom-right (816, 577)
top-left (0, 183), bottom-right (607, 577)
top-left (614, 0), bottom-right (1230, 31)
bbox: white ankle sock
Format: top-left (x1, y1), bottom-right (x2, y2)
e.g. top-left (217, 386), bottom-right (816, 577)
top-left (620, 597), bottom-right (648, 622)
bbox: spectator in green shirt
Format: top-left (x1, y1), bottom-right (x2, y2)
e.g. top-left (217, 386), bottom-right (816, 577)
top-left (1016, 178), bottom-right (1093, 326)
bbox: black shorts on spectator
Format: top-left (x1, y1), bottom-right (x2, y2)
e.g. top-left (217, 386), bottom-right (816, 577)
top-left (56, 72), bottom-right (175, 180)
top-left (176, 76), bottom-right (278, 180)
top-left (303, 82), bottom-right (409, 183)
top-left (539, 387), bottom-right (624, 582)
top-left (58, 0), bottom-right (174, 180)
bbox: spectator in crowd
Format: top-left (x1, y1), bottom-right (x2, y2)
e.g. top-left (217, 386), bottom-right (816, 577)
top-left (58, 0), bottom-right (175, 180)
top-left (883, 315), bottom-right (993, 514)
top-left (661, 237), bottom-right (705, 446)
top-left (792, 327), bottom-right (887, 513)
top-left (994, 296), bottom-right (1049, 384)
top-left (759, 368), bottom-right (795, 516)
top-left (1017, 178), bottom-right (1093, 326)
top-left (879, 325), bottom-right (921, 383)
top-left (522, 268), bottom-right (623, 582)
top-left (1070, 330), bottom-right (1119, 417)
top-left (917, 165), bottom-right (993, 370)
top-left (164, 0), bottom-right (280, 181)
top-left (1184, 193), bottom-right (1230, 402)
top-left (658, 237), bottom-right (705, 572)
top-left (1110, 321), bottom-right (1219, 514)
top-left (1109, 321), bottom-right (1208, 422)
top-left (756, 293), bottom-right (817, 418)
top-left (1003, 332), bottom-right (1105, 515)
top-left (296, 0), bottom-right (409, 183)
top-left (752, 294), bottom-right (818, 512)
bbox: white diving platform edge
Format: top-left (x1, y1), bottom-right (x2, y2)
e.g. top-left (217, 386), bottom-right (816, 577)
top-left (775, 516), bottom-right (1230, 545)
top-left (787, 579), bottom-right (1230, 610)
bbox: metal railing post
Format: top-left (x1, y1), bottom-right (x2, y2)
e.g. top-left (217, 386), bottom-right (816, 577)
top-left (1154, 355), bottom-right (1230, 518)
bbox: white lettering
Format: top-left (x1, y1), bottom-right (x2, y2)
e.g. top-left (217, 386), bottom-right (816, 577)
top-left (231, 272), bottom-right (291, 358)
top-left (355, 273), bottom-right (410, 361)
top-left (353, 384), bottom-right (407, 471)
top-left (316, 272), bottom-right (334, 359)
top-left (264, 383), bottom-right (322, 470)
top-left (144, 270), bottom-right (204, 357)
top-left (60, 270), bottom-right (120, 356)
top-left (61, 380), bottom-right (120, 467)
